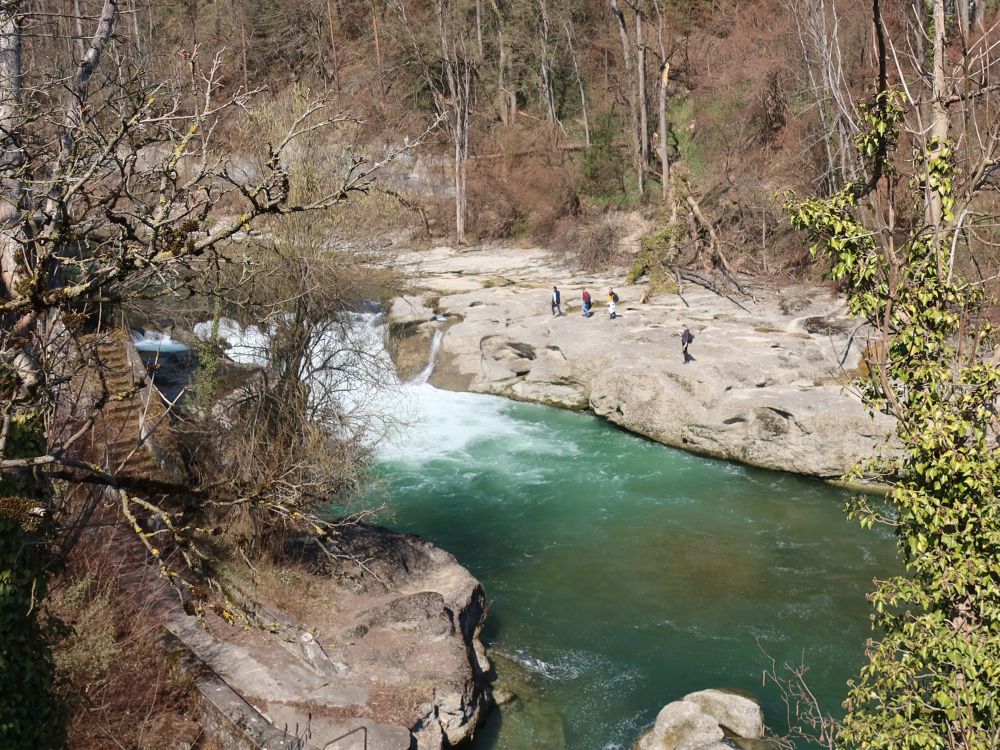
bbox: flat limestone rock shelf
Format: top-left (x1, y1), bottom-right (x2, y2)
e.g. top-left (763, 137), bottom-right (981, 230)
top-left (389, 246), bottom-right (893, 479)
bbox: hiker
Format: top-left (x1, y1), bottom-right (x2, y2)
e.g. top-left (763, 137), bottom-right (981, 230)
top-left (551, 286), bottom-right (562, 317)
top-left (581, 288), bottom-right (592, 317)
top-left (681, 324), bottom-right (695, 363)
top-left (607, 287), bottom-right (619, 319)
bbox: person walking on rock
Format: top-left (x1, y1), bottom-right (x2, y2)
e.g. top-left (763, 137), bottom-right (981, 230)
top-left (581, 288), bottom-right (593, 317)
top-left (551, 286), bottom-right (562, 317)
top-left (681, 324), bottom-right (695, 363)
top-left (607, 287), bottom-right (619, 320)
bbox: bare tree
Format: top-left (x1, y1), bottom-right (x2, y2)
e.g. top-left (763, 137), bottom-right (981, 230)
top-left (391, 0), bottom-right (471, 243)
top-left (564, 18), bottom-right (590, 145)
top-left (610, 0), bottom-right (644, 195)
top-left (651, 0), bottom-right (669, 201)
top-left (0, 0), bottom-right (414, 605)
top-left (536, 0), bottom-right (558, 128)
top-left (786, 0), bottom-right (857, 193)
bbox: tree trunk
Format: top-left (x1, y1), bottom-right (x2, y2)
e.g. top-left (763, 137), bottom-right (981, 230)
top-left (537, 0), bottom-right (557, 126)
top-left (326, 0), bottom-right (341, 92)
top-left (658, 63), bottom-right (669, 200)
top-left (926, 0), bottom-right (950, 237)
top-left (72, 0), bottom-right (86, 59)
top-left (610, 0), bottom-right (642, 194)
top-left (635, 7), bottom-right (647, 196)
top-left (370, 0), bottom-right (384, 93)
top-left (0, 3), bottom-right (24, 300)
top-left (437, 0), bottom-right (470, 244)
top-left (956, 0), bottom-right (970, 47)
top-left (564, 20), bottom-right (590, 145)
top-left (652, 0), bottom-right (669, 200)
top-left (475, 0), bottom-right (484, 59)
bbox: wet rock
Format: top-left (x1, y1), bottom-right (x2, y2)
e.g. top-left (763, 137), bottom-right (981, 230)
top-left (387, 322), bottom-right (436, 382)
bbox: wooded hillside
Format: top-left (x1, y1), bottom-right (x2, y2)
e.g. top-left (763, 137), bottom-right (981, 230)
top-left (22, 1), bottom-right (998, 280)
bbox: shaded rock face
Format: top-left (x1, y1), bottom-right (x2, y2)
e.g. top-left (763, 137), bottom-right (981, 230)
top-left (386, 294), bottom-right (442, 382)
top-left (635, 690), bottom-right (764, 750)
top-left (393, 246), bottom-right (893, 479)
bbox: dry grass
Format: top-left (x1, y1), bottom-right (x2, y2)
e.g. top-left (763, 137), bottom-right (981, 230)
top-left (46, 538), bottom-right (212, 750)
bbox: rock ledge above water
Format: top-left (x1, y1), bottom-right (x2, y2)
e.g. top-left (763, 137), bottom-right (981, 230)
top-left (394, 246), bottom-right (893, 479)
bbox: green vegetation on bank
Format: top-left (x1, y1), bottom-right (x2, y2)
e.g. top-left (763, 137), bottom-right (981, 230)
top-left (788, 77), bottom-right (1000, 746)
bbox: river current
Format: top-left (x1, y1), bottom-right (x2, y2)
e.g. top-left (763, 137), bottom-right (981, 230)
top-left (177, 314), bottom-right (897, 749)
top-left (368, 366), bottom-right (897, 749)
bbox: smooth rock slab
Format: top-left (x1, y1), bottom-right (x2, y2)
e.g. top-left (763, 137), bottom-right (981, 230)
top-left (636, 700), bottom-right (725, 750)
top-left (394, 245), bottom-right (894, 479)
top-left (682, 689), bottom-right (764, 739)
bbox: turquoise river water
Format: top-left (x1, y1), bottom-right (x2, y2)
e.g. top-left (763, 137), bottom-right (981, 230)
top-left (363, 379), bottom-right (898, 750)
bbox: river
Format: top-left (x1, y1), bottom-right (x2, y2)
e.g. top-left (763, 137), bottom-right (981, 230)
top-left (185, 313), bottom-right (897, 749)
top-left (366, 375), bottom-right (898, 749)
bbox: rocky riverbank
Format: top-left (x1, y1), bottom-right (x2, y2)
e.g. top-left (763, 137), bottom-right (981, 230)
top-left (162, 523), bottom-right (493, 750)
top-left (389, 245), bottom-right (892, 479)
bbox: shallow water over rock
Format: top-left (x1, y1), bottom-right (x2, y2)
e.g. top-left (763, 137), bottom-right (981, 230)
top-left (365, 383), bottom-right (898, 750)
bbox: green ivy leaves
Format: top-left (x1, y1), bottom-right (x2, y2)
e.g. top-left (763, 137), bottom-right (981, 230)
top-left (786, 88), bottom-right (1000, 749)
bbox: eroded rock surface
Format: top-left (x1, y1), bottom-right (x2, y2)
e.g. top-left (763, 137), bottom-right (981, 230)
top-left (395, 246), bottom-right (892, 478)
top-left (167, 523), bottom-right (492, 749)
top-left (682, 690), bottom-right (764, 740)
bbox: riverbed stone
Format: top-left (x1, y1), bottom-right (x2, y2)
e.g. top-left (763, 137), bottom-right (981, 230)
top-left (636, 700), bottom-right (725, 750)
top-left (393, 245), bottom-right (894, 479)
top-left (682, 689), bottom-right (764, 739)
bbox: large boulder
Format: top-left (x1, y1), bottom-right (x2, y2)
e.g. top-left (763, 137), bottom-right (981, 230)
top-left (635, 700), bottom-right (725, 750)
top-left (682, 689), bottom-right (764, 740)
top-left (635, 690), bottom-right (765, 750)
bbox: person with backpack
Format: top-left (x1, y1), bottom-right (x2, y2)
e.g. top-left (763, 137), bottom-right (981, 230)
top-left (581, 288), bottom-right (593, 317)
top-left (681, 324), bottom-right (695, 363)
top-left (551, 286), bottom-right (562, 317)
top-left (607, 287), bottom-right (619, 319)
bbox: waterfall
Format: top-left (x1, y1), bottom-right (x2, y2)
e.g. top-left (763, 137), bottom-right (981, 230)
top-left (190, 311), bottom-right (511, 465)
top-left (410, 329), bottom-right (444, 386)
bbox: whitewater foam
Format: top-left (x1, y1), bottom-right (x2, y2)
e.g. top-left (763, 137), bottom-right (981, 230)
top-left (131, 330), bottom-right (191, 354)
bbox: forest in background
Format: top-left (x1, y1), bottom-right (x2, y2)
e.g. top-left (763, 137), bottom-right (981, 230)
top-left (19, 0), bottom-right (926, 273)
top-left (22, 0), bottom-right (994, 286)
